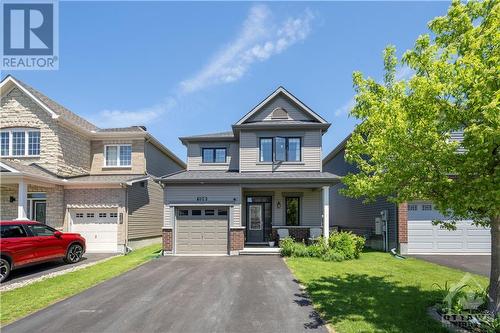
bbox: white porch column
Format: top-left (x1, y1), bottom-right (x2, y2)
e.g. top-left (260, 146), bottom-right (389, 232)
top-left (322, 186), bottom-right (330, 241)
top-left (15, 179), bottom-right (29, 220)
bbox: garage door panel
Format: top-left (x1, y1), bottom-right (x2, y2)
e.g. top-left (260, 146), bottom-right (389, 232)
top-left (70, 209), bottom-right (118, 253)
top-left (408, 220), bottom-right (490, 254)
top-left (176, 207), bottom-right (228, 255)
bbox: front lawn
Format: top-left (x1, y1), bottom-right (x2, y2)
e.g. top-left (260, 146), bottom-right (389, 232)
top-left (0, 244), bottom-right (161, 326)
top-left (286, 251), bottom-right (488, 333)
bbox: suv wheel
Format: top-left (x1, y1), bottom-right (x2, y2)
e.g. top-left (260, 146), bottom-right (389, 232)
top-left (0, 258), bottom-right (11, 283)
top-left (64, 244), bottom-right (83, 264)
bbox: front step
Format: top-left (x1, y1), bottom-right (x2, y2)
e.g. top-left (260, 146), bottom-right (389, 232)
top-left (239, 247), bottom-right (281, 255)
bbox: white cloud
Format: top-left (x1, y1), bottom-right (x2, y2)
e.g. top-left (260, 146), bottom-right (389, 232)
top-left (334, 97), bottom-right (355, 117)
top-left (92, 98), bottom-right (176, 128)
top-left (179, 5), bottom-right (314, 94)
top-left (93, 5), bottom-right (314, 128)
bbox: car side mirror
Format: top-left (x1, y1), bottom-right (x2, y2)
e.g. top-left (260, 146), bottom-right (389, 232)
top-left (54, 231), bottom-right (63, 238)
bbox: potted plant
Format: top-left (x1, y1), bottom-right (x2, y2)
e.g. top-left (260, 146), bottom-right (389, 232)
top-left (268, 240), bottom-right (276, 247)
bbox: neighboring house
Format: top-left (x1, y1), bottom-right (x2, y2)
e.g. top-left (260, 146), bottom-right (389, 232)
top-left (159, 87), bottom-right (340, 255)
top-left (323, 135), bottom-right (491, 255)
top-left (0, 75), bottom-right (185, 253)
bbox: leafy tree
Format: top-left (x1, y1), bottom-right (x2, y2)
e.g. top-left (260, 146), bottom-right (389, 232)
top-left (343, 0), bottom-right (499, 314)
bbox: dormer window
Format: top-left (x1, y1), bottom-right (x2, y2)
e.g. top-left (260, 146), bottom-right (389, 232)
top-left (271, 107), bottom-right (288, 120)
top-left (0, 128), bottom-right (40, 157)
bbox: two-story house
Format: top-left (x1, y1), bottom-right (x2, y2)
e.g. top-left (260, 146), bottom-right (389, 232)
top-left (0, 75), bottom-right (185, 253)
top-left (159, 87), bottom-right (340, 255)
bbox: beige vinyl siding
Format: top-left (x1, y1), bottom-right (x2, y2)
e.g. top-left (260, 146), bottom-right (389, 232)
top-left (164, 185), bottom-right (241, 227)
top-left (246, 94), bottom-right (314, 122)
top-left (186, 141), bottom-right (239, 171)
top-left (144, 141), bottom-right (184, 176)
top-left (242, 189), bottom-right (322, 227)
top-left (239, 129), bottom-right (322, 172)
top-left (90, 139), bottom-right (145, 174)
top-left (127, 179), bottom-right (163, 240)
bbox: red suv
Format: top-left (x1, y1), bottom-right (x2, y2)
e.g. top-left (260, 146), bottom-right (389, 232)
top-left (0, 221), bottom-right (86, 283)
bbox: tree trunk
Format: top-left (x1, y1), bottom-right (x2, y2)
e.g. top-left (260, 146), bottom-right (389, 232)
top-left (489, 215), bottom-right (499, 315)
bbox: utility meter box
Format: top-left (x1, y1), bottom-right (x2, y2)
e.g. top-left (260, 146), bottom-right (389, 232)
top-left (375, 217), bottom-right (382, 235)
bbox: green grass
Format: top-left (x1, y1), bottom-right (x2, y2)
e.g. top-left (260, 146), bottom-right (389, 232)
top-left (286, 251), bottom-right (488, 333)
top-left (0, 244), bottom-right (161, 326)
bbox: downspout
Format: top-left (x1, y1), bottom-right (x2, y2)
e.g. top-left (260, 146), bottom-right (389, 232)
top-left (122, 182), bottom-right (132, 254)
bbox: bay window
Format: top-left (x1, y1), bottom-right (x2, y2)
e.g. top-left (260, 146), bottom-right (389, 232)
top-left (0, 129), bottom-right (40, 157)
top-left (105, 144), bottom-right (132, 167)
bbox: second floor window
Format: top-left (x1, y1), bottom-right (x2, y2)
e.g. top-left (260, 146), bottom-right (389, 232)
top-left (259, 137), bottom-right (301, 162)
top-left (105, 145), bottom-right (132, 167)
top-left (202, 148), bottom-right (226, 163)
top-left (0, 129), bottom-right (40, 157)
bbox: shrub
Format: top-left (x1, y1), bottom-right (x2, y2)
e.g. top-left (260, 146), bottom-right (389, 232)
top-left (280, 237), bottom-right (296, 257)
top-left (328, 231), bottom-right (365, 259)
top-left (291, 242), bottom-right (309, 257)
top-left (321, 249), bottom-right (345, 262)
top-left (307, 238), bottom-right (329, 258)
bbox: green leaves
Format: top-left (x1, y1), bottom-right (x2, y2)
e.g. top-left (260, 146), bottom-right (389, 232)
top-left (343, 0), bottom-right (500, 223)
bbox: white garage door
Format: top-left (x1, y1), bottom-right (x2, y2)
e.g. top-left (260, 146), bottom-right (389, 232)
top-left (408, 220), bottom-right (490, 254)
top-left (175, 207), bottom-right (228, 255)
top-left (70, 209), bottom-right (118, 253)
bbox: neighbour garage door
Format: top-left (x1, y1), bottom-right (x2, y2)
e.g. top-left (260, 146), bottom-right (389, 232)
top-left (70, 209), bottom-right (118, 253)
top-left (176, 207), bottom-right (228, 255)
top-left (408, 220), bottom-right (490, 254)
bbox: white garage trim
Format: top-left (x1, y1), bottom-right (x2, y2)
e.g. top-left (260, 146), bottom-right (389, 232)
top-left (70, 208), bottom-right (119, 253)
top-left (173, 206), bottom-right (230, 256)
top-left (407, 220), bottom-right (491, 255)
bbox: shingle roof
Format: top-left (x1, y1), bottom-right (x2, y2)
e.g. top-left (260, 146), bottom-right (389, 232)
top-left (160, 170), bottom-right (340, 184)
top-left (0, 160), bottom-right (61, 180)
top-left (97, 126), bottom-right (147, 133)
top-left (180, 131), bottom-right (236, 141)
top-left (65, 174), bottom-right (146, 184)
top-left (13, 77), bottom-right (99, 132)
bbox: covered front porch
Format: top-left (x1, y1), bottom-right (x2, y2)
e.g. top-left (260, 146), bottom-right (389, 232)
top-left (241, 185), bottom-right (331, 245)
top-left (0, 162), bottom-right (65, 228)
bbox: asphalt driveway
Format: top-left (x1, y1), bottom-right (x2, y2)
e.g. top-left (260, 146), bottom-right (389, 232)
top-left (3, 256), bottom-right (326, 333)
top-left (1, 253), bottom-right (115, 286)
top-left (413, 255), bottom-right (490, 277)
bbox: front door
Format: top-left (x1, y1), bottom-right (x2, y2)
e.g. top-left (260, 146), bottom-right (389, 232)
top-left (247, 203), bottom-right (264, 243)
top-left (33, 201), bottom-right (46, 223)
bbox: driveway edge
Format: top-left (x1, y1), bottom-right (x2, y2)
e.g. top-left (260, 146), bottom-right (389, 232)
top-left (0, 255), bottom-right (120, 292)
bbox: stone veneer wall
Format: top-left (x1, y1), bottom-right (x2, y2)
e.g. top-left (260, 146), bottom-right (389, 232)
top-left (0, 185), bottom-right (17, 220)
top-left (397, 203), bottom-right (408, 254)
top-left (1, 87), bottom-right (90, 177)
top-left (0, 184), bottom-right (64, 228)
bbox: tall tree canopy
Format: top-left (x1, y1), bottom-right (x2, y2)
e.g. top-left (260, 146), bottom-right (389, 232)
top-left (343, 0), bottom-right (499, 314)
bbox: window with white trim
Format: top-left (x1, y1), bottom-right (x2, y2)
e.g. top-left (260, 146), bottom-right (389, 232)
top-left (0, 129), bottom-right (40, 157)
top-left (422, 204), bottom-right (432, 211)
top-left (408, 204), bottom-right (418, 211)
top-left (109, 212), bottom-right (118, 218)
top-left (104, 144), bottom-right (132, 167)
top-left (99, 212), bottom-right (107, 218)
top-left (75, 213), bottom-right (84, 218)
top-left (87, 213), bottom-right (95, 218)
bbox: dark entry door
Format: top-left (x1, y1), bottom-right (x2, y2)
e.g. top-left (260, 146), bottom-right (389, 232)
top-left (34, 201), bottom-right (47, 223)
top-left (247, 203), bottom-right (264, 242)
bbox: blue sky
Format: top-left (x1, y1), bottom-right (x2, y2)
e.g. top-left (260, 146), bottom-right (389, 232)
top-left (2, 1), bottom-right (451, 161)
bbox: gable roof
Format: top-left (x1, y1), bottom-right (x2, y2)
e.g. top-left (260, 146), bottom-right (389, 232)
top-left (1, 75), bottom-right (99, 132)
top-left (322, 134), bottom-right (351, 165)
top-left (235, 86), bottom-right (329, 126)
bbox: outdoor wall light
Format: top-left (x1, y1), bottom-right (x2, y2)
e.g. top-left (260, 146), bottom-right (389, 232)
top-left (9, 196), bottom-right (16, 203)
top-left (277, 200), bottom-right (281, 209)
